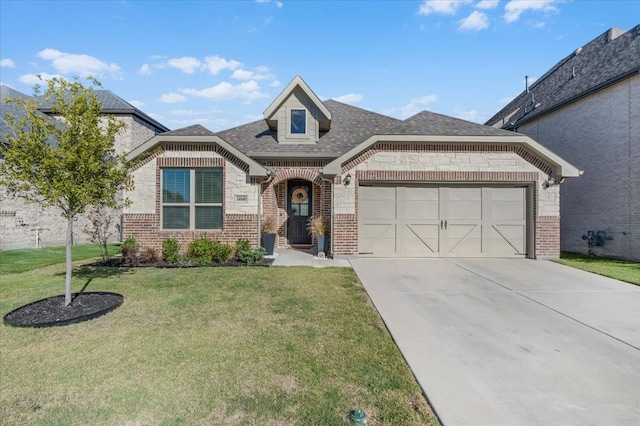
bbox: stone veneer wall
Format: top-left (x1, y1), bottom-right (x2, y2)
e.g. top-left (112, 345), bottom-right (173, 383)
top-left (331, 143), bottom-right (561, 259)
top-left (122, 147), bottom-right (260, 253)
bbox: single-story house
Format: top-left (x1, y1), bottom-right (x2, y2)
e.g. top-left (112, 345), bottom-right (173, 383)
top-left (124, 76), bottom-right (580, 259)
top-left (486, 26), bottom-right (639, 261)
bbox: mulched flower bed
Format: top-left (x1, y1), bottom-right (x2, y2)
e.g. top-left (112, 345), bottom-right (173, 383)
top-left (4, 292), bottom-right (124, 328)
top-left (92, 257), bottom-right (274, 268)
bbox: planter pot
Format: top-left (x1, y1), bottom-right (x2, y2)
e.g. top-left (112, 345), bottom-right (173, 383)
top-left (263, 233), bottom-right (276, 255)
top-left (317, 235), bottom-right (327, 256)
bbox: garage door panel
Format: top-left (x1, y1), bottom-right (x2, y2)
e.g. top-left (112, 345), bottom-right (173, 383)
top-left (489, 225), bottom-right (526, 256)
top-left (400, 224), bottom-right (440, 255)
top-left (446, 224), bottom-right (482, 255)
top-left (358, 185), bottom-right (527, 258)
top-left (359, 223), bottom-right (396, 255)
top-left (446, 188), bottom-right (482, 220)
top-left (488, 187), bottom-right (526, 221)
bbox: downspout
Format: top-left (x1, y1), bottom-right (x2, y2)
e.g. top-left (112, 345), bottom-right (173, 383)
top-left (256, 171), bottom-right (275, 248)
top-left (319, 173), bottom-right (334, 258)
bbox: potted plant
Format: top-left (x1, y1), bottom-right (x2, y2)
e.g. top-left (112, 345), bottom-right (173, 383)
top-left (262, 215), bottom-right (278, 255)
top-left (306, 215), bottom-right (328, 256)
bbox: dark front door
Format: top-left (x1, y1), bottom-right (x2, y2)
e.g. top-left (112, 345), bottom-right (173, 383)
top-left (287, 180), bottom-right (312, 244)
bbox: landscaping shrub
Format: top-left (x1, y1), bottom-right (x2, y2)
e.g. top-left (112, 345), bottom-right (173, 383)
top-left (162, 238), bottom-right (181, 264)
top-left (212, 241), bottom-right (233, 263)
top-left (137, 247), bottom-right (159, 264)
top-left (121, 236), bottom-right (139, 263)
top-left (187, 237), bottom-right (216, 264)
top-left (236, 239), bottom-right (266, 264)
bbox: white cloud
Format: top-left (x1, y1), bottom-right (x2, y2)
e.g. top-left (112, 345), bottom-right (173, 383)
top-left (532, 21), bottom-right (545, 29)
top-left (231, 67), bottom-right (274, 81)
top-left (138, 64), bottom-right (151, 74)
top-left (452, 106), bottom-right (481, 123)
top-left (269, 80), bottom-right (281, 87)
top-left (384, 94), bottom-right (438, 119)
top-left (504, 0), bottom-right (559, 23)
top-left (147, 112), bottom-right (164, 122)
top-left (1, 58), bottom-right (16, 68)
top-left (128, 100), bottom-right (146, 109)
top-left (202, 55), bottom-right (242, 75)
top-left (459, 11), bottom-right (489, 30)
top-left (476, 0), bottom-right (499, 9)
top-left (334, 93), bottom-right (363, 104)
top-left (167, 56), bottom-right (202, 74)
top-left (418, 0), bottom-right (472, 15)
top-left (256, 0), bottom-right (283, 7)
top-left (180, 80), bottom-right (268, 103)
top-left (18, 72), bottom-right (64, 86)
top-left (158, 92), bottom-right (187, 103)
top-left (499, 95), bottom-right (516, 105)
top-left (37, 49), bottom-right (121, 78)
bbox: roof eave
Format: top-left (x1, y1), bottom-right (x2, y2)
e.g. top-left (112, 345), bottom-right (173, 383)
top-left (126, 135), bottom-right (269, 177)
top-left (263, 75), bottom-right (332, 122)
top-left (505, 67), bottom-right (640, 130)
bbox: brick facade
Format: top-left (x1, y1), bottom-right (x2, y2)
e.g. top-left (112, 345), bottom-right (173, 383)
top-left (0, 113), bottom-right (164, 250)
top-left (124, 142), bottom-right (562, 259)
top-left (260, 161), bottom-right (332, 250)
top-left (516, 76), bottom-right (639, 260)
top-left (331, 144), bottom-right (560, 258)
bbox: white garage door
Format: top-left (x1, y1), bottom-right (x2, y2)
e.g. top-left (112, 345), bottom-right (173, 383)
top-left (358, 185), bottom-right (527, 257)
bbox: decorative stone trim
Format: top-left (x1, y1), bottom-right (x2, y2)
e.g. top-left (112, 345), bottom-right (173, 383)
top-left (342, 143), bottom-right (554, 175)
top-left (356, 170), bottom-right (539, 182)
top-left (158, 157), bottom-right (224, 168)
top-left (269, 168), bottom-right (324, 186)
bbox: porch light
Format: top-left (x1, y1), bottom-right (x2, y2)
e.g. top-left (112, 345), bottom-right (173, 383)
top-left (344, 173), bottom-right (352, 186)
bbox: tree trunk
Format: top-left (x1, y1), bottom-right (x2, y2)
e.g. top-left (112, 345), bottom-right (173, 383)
top-left (65, 215), bottom-right (73, 307)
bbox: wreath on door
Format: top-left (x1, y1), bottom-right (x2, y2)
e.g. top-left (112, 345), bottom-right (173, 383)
top-left (291, 188), bottom-right (308, 204)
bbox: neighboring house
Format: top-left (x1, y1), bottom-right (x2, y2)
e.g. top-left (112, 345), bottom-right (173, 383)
top-left (124, 76), bottom-right (579, 259)
top-left (0, 85), bottom-right (169, 249)
top-left (486, 26), bottom-right (639, 261)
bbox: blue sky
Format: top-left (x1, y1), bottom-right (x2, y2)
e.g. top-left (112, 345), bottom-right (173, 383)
top-left (1, 1), bottom-right (638, 131)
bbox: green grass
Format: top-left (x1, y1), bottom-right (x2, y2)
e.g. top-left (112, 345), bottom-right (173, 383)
top-left (0, 244), bottom-right (119, 275)
top-left (0, 261), bottom-right (438, 425)
top-left (554, 252), bottom-right (640, 286)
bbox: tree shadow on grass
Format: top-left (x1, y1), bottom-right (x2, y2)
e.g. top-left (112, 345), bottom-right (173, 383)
top-left (54, 263), bottom-right (135, 281)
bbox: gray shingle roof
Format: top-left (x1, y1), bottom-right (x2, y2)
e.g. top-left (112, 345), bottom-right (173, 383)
top-left (216, 99), bottom-right (401, 158)
top-left (161, 124), bottom-right (215, 137)
top-left (486, 25), bottom-right (640, 129)
top-left (38, 89), bottom-right (170, 132)
top-left (388, 110), bottom-right (517, 137)
top-left (0, 85), bottom-right (61, 146)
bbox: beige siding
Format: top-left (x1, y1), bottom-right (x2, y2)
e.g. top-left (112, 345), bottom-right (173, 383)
top-left (275, 88), bottom-right (319, 144)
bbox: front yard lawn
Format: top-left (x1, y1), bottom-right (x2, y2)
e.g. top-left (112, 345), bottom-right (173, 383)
top-left (0, 243), bottom-right (120, 275)
top-left (554, 252), bottom-right (640, 286)
top-left (0, 261), bottom-right (437, 425)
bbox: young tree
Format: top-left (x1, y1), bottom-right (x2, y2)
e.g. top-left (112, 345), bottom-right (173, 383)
top-left (0, 77), bottom-right (132, 306)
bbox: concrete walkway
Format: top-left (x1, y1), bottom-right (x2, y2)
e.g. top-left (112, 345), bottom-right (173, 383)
top-left (269, 248), bottom-right (351, 268)
top-left (350, 258), bottom-right (640, 426)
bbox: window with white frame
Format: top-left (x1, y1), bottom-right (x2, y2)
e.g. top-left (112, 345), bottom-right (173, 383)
top-left (290, 109), bottom-right (306, 134)
top-left (162, 168), bottom-right (223, 229)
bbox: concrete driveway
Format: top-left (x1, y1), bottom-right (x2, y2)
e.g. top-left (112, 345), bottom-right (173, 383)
top-left (349, 258), bottom-right (640, 426)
